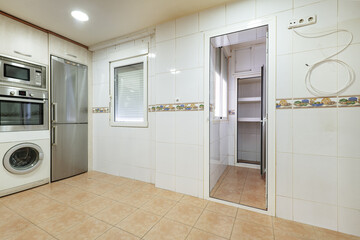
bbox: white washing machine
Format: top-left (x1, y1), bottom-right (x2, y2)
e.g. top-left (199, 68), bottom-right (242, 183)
top-left (0, 138), bottom-right (50, 197)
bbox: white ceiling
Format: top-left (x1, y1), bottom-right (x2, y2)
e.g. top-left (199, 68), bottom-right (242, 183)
top-left (0, 0), bottom-right (234, 47)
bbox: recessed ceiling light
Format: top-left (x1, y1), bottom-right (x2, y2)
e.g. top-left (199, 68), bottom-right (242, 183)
top-left (71, 10), bottom-right (89, 22)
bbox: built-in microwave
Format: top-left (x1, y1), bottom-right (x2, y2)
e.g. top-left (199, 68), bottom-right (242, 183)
top-left (0, 86), bottom-right (49, 132)
top-left (0, 55), bottom-right (46, 89)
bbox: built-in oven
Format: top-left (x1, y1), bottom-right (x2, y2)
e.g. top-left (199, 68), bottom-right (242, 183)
top-left (0, 86), bottom-right (48, 131)
top-left (0, 55), bottom-right (46, 89)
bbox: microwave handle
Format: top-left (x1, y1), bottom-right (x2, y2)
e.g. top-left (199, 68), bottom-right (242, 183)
top-left (52, 102), bottom-right (57, 123)
top-left (0, 96), bottom-right (45, 104)
top-left (14, 51), bottom-right (32, 58)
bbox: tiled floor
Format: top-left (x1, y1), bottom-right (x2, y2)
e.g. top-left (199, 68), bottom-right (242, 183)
top-left (210, 166), bottom-right (266, 209)
top-left (0, 171), bottom-right (359, 240)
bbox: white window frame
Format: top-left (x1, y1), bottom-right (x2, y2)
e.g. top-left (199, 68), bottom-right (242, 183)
top-left (110, 55), bottom-right (148, 127)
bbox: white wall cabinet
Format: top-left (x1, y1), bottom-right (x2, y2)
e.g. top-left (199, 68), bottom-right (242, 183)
top-left (0, 15), bottom-right (48, 65)
top-left (234, 43), bottom-right (266, 75)
top-left (49, 35), bottom-right (88, 65)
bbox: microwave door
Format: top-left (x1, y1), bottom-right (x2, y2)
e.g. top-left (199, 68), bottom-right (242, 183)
top-left (51, 57), bottom-right (78, 124)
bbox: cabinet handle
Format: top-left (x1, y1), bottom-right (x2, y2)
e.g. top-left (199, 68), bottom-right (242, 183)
top-left (14, 51), bottom-right (32, 58)
top-left (66, 53), bottom-right (77, 58)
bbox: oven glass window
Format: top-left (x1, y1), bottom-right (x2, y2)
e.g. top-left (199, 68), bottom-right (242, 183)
top-left (0, 101), bottom-right (43, 125)
top-left (4, 64), bottom-right (30, 81)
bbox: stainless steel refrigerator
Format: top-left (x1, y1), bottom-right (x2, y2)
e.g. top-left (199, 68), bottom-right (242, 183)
top-left (50, 56), bottom-right (88, 181)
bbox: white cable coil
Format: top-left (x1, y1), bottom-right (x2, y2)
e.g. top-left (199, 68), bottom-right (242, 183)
top-left (293, 29), bottom-right (355, 96)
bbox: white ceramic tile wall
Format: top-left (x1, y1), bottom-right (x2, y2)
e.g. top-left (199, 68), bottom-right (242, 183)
top-left (91, 0), bottom-right (360, 236)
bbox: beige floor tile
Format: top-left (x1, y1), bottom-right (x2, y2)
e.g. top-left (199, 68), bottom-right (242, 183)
top-left (231, 219), bottom-right (274, 240)
top-left (56, 217), bottom-right (111, 240)
top-left (101, 186), bottom-right (133, 201)
top-left (77, 179), bottom-right (118, 195)
top-left (117, 209), bottom-right (161, 237)
top-left (141, 196), bottom-right (177, 216)
top-left (206, 201), bottom-right (238, 217)
top-left (314, 227), bottom-right (360, 240)
top-left (17, 200), bottom-right (69, 224)
top-left (33, 182), bottom-right (75, 198)
top-left (143, 218), bottom-right (191, 240)
top-left (37, 208), bottom-right (88, 235)
top-left (1, 190), bottom-right (47, 210)
top-left (7, 225), bottom-right (54, 240)
top-left (186, 228), bottom-right (227, 240)
top-left (236, 208), bottom-right (273, 228)
top-left (180, 195), bottom-right (208, 208)
top-left (273, 218), bottom-right (316, 240)
top-left (56, 188), bottom-right (98, 206)
top-left (138, 184), bottom-right (162, 195)
top-left (165, 202), bottom-right (203, 226)
top-left (195, 210), bottom-right (235, 239)
top-left (94, 202), bottom-right (136, 225)
top-left (74, 196), bottom-right (116, 215)
top-left (212, 188), bottom-right (241, 203)
top-left (119, 191), bottom-right (154, 207)
top-left (97, 227), bottom-right (140, 240)
top-left (157, 189), bottom-right (184, 201)
top-left (0, 213), bottom-right (32, 239)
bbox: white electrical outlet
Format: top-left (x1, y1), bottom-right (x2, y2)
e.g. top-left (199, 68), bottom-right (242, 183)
top-left (288, 14), bottom-right (317, 29)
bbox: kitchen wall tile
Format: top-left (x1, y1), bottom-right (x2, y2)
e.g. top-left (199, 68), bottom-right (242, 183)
top-left (276, 109), bottom-right (292, 153)
top-left (256, 0), bottom-right (292, 17)
top-left (118, 164), bottom-right (135, 179)
top-left (155, 172), bottom-right (176, 191)
top-left (156, 112), bottom-right (175, 143)
top-left (293, 154), bottom-right (337, 204)
top-left (175, 111), bottom-right (199, 145)
top-left (176, 13), bottom-right (199, 38)
top-left (276, 10), bottom-right (293, 55)
top-left (294, 0), bottom-right (322, 8)
top-left (199, 5), bottom-right (226, 31)
top-left (225, 0), bottom-right (255, 25)
top-left (338, 108), bottom-right (360, 158)
top-left (198, 112), bottom-right (204, 146)
top-left (338, 44), bottom-right (360, 96)
top-left (93, 60), bottom-right (109, 85)
top-left (156, 21), bottom-right (175, 43)
top-left (176, 176), bottom-right (198, 197)
top-left (276, 196), bottom-right (293, 220)
top-left (175, 144), bottom-right (199, 179)
top-left (176, 33), bottom-right (203, 70)
top-left (148, 76), bottom-right (156, 105)
top-left (292, 48), bottom-right (338, 98)
top-left (293, 0), bottom-right (338, 53)
top-left (338, 157), bottom-right (360, 210)
top-left (338, 207), bottom-right (360, 237)
top-left (175, 68), bottom-right (202, 103)
top-left (293, 108), bottom-right (337, 156)
top-left (338, 0), bottom-right (360, 45)
top-left (156, 142), bottom-right (175, 175)
top-left (156, 40), bottom-right (175, 74)
top-left (276, 54), bottom-right (292, 99)
top-left (134, 167), bottom-right (153, 183)
top-left (155, 72), bottom-right (175, 104)
top-left (293, 199), bottom-right (337, 230)
top-left (276, 153), bottom-right (292, 197)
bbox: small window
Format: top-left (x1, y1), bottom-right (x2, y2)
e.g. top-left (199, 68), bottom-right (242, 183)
top-left (110, 55), bottom-right (148, 127)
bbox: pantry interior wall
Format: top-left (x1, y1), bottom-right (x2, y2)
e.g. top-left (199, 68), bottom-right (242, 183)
top-left (91, 0), bottom-right (360, 237)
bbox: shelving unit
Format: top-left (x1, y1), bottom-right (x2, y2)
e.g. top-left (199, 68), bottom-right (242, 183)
top-left (238, 97), bottom-right (261, 102)
top-left (237, 117), bottom-right (261, 122)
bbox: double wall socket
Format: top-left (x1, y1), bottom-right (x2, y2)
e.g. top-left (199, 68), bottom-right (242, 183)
top-left (288, 14), bottom-right (317, 29)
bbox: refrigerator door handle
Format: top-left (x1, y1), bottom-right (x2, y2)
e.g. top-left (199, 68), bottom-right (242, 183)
top-left (52, 126), bottom-right (57, 146)
top-left (52, 102), bottom-right (57, 123)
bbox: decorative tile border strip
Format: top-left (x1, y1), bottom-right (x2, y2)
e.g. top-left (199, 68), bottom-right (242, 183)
top-left (149, 102), bottom-right (204, 112)
top-left (276, 96), bottom-right (360, 109)
top-left (92, 107), bottom-right (109, 113)
top-left (228, 109), bottom-right (236, 115)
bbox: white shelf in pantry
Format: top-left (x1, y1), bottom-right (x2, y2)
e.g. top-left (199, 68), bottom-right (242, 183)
top-left (238, 97), bottom-right (261, 102)
top-left (237, 77), bottom-right (261, 84)
top-left (237, 118), bottom-right (262, 122)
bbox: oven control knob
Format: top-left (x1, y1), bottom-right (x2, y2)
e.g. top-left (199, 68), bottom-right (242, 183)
top-left (29, 93), bottom-right (34, 97)
top-left (10, 91), bottom-right (15, 96)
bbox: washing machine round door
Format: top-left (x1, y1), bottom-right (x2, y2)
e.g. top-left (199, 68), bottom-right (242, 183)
top-left (3, 143), bottom-right (44, 174)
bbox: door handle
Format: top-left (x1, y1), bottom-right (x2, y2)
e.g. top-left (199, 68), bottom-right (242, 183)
top-left (52, 102), bottom-right (57, 123)
top-left (14, 50), bottom-right (32, 58)
top-left (52, 126), bottom-right (57, 146)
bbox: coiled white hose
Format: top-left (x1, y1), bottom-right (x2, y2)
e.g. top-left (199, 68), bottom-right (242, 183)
top-left (293, 29), bottom-right (355, 96)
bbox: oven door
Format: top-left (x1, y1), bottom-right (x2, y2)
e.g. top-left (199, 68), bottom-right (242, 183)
top-left (0, 96), bottom-right (48, 131)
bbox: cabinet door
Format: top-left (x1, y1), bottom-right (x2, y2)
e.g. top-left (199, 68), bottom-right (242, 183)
top-left (49, 35), bottom-right (88, 65)
top-left (252, 44), bottom-right (266, 72)
top-left (0, 15), bottom-right (48, 65)
top-left (235, 47), bottom-right (252, 73)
